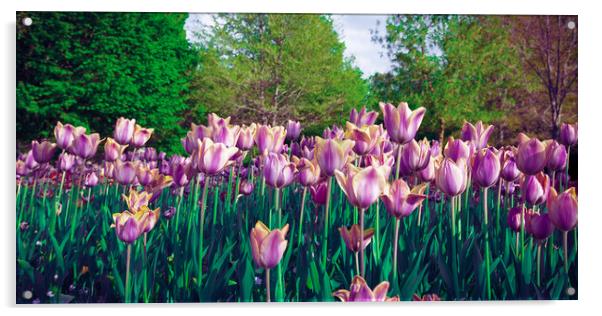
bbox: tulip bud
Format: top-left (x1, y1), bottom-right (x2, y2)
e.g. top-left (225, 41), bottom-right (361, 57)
top-left (507, 207), bottom-right (523, 233)
top-left (350, 106), bottom-right (378, 127)
top-left (114, 160), bottom-right (138, 185)
top-left (239, 180), bottom-right (254, 196)
top-left (54, 122), bottom-right (86, 150)
top-left (516, 136), bottom-right (547, 175)
top-left (548, 187), bottom-right (578, 231)
top-left (418, 157), bottom-right (436, 182)
top-left (131, 124), bottom-right (153, 147)
top-left (521, 172), bottom-right (550, 205)
top-left (254, 125), bottom-right (286, 155)
top-left (444, 137), bottom-right (470, 164)
top-left (236, 124), bottom-right (256, 151)
top-left (263, 153), bottom-right (296, 189)
top-left (57, 152), bottom-right (76, 172)
top-left (338, 225), bottom-right (374, 252)
top-left (309, 181), bottom-right (328, 205)
top-left (195, 138), bottom-right (238, 176)
top-left (399, 138), bottom-right (431, 175)
top-left (500, 149), bottom-right (520, 182)
top-left (84, 171), bottom-right (99, 187)
top-left (249, 221), bottom-right (289, 269)
top-left (286, 120), bottom-right (302, 141)
top-left (314, 137), bottom-right (355, 177)
top-left (335, 164), bottom-right (388, 209)
top-left (114, 117), bottom-right (136, 145)
top-left (112, 210), bottom-right (148, 244)
top-left (70, 133), bottom-right (101, 159)
top-left (435, 158), bottom-right (468, 197)
top-left (31, 140), bottom-right (57, 164)
top-left (104, 138), bottom-right (128, 162)
top-left (472, 147), bottom-right (501, 188)
top-left (293, 157), bottom-right (320, 187)
top-left (546, 140), bottom-right (567, 171)
top-left (559, 122), bottom-right (577, 147)
top-left (525, 212), bottom-right (555, 240)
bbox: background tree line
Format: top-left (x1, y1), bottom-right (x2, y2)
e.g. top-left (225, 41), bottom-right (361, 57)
top-left (16, 12), bottom-right (577, 154)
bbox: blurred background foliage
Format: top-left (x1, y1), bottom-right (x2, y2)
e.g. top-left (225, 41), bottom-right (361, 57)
top-left (16, 13), bottom-right (577, 154)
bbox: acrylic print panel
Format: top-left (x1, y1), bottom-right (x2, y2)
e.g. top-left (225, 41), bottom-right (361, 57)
top-left (15, 12), bottom-right (577, 303)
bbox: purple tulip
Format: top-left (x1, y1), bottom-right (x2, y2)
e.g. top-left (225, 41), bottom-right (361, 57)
top-left (211, 124), bottom-right (240, 147)
top-left (113, 117), bottom-right (136, 145)
top-left (559, 122), bottom-right (578, 147)
top-left (170, 156), bottom-right (192, 187)
top-left (418, 157), bottom-right (435, 182)
top-left (521, 172), bottom-right (550, 205)
top-left (472, 147), bottom-right (501, 188)
top-left (399, 138), bottom-right (431, 175)
top-left (525, 212), bottom-right (555, 240)
top-left (335, 164), bottom-right (388, 209)
top-left (113, 160), bottom-right (138, 185)
top-left (24, 150), bottom-right (39, 170)
top-left (507, 207), bottom-right (523, 233)
top-left (346, 122), bottom-right (382, 156)
top-left (310, 181), bottom-right (328, 205)
top-left (31, 140), bottom-right (57, 164)
top-left (333, 276), bottom-right (399, 302)
top-left (339, 225), bottom-right (374, 252)
top-left (136, 165), bottom-right (154, 186)
top-left (547, 187), bottom-right (578, 231)
top-left (249, 221), bottom-right (289, 270)
top-left (112, 211), bottom-right (148, 244)
top-left (239, 180), bottom-right (254, 196)
top-left (84, 171), bottom-right (99, 187)
top-left (430, 140), bottom-right (441, 157)
top-left (516, 135), bottom-right (547, 175)
top-left (292, 157), bottom-right (320, 186)
top-left (444, 137), bottom-right (471, 165)
top-left (322, 125), bottom-right (345, 140)
top-left (435, 158), bottom-right (468, 197)
top-left (236, 124), bottom-right (256, 151)
top-left (57, 152), bottom-right (76, 172)
top-left (350, 106), bottom-right (378, 127)
top-left (70, 133), bottom-right (101, 159)
top-left (54, 122), bottom-right (86, 150)
top-left (500, 149), bottom-right (520, 182)
top-left (181, 131), bottom-right (198, 155)
top-left (16, 160), bottom-right (29, 177)
top-left (286, 120), bottom-right (302, 141)
top-left (461, 121), bottom-right (494, 150)
top-left (381, 180), bottom-right (427, 219)
top-left (546, 140), bottom-right (567, 171)
top-left (254, 125), bottom-right (286, 155)
top-left (131, 124), bottom-right (154, 147)
top-left (163, 206), bottom-right (177, 220)
top-left (263, 153), bottom-right (296, 189)
top-left (379, 102), bottom-right (426, 144)
top-left (314, 137), bottom-right (355, 177)
top-left (195, 138), bottom-right (238, 175)
top-left (364, 150), bottom-right (395, 180)
top-left (104, 138), bottom-right (128, 162)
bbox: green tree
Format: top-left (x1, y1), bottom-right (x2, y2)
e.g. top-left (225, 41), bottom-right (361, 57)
top-left (188, 14), bottom-right (369, 133)
top-left (17, 12), bottom-right (197, 153)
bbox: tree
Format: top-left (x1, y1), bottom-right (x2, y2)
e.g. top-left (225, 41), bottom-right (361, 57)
top-left (187, 14), bottom-right (369, 132)
top-left (17, 12), bottom-right (197, 153)
top-left (505, 16), bottom-right (578, 139)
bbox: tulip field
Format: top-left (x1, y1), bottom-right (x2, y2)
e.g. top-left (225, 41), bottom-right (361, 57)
top-left (15, 103), bottom-right (578, 303)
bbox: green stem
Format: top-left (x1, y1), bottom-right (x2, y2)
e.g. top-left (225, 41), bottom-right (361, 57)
top-left (297, 187), bottom-right (307, 247)
top-left (563, 231), bottom-right (569, 274)
top-left (450, 196), bottom-right (459, 297)
top-left (322, 177), bottom-right (332, 267)
top-left (393, 218), bottom-right (400, 280)
top-left (359, 208), bottom-right (366, 277)
top-left (198, 178), bottom-right (210, 289)
top-left (125, 244), bottom-right (132, 303)
top-left (483, 188), bottom-right (491, 300)
top-left (537, 243), bottom-right (542, 287)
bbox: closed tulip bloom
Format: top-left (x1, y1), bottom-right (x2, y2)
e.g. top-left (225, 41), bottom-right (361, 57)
top-left (70, 132), bottom-right (101, 159)
top-left (547, 187), bottom-right (578, 231)
top-left (521, 172), bottom-right (550, 205)
top-left (24, 150), bottom-right (39, 170)
top-left (16, 160), bottom-right (29, 177)
top-left (559, 122), bottom-right (578, 147)
top-left (500, 149), bottom-right (520, 182)
top-left (136, 165), bottom-right (154, 186)
top-left (525, 212), bottom-right (555, 240)
top-left (507, 207), bottom-right (523, 233)
top-left (286, 120), bottom-right (302, 141)
top-left (333, 276), bottom-right (399, 302)
top-left (111, 210), bottom-right (148, 244)
top-left (139, 205), bottom-right (160, 234)
top-left (114, 117), bottom-right (136, 145)
top-left (345, 122), bottom-right (382, 156)
top-left (104, 138), bottom-right (128, 162)
top-left (31, 140), bottom-right (57, 164)
top-left (364, 150), bottom-right (395, 180)
top-left (339, 225), bottom-right (374, 252)
top-left (181, 131), bottom-right (198, 155)
top-left (263, 153), bottom-right (296, 188)
top-left (292, 157), bottom-right (320, 186)
top-left (84, 171), bottom-right (99, 187)
top-left (516, 136), bottom-right (547, 175)
top-left (350, 106), bottom-right (378, 127)
top-left (461, 121), bottom-right (494, 150)
top-left (314, 137), bottom-right (355, 177)
top-left (381, 180), bottom-right (427, 219)
top-left (472, 147), bottom-right (501, 188)
top-left (379, 102), bottom-right (426, 144)
top-left (249, 221), bottom-right (289, 269)
top-left (399, 138), bottom-right (431, 175)
top-left (207, 113), bottom-right (231, 128)
top-left (239, 179), bottom-right (254, 196)
top-left (310, 181), bottom-right (328, 205)
top-left (254, 125), bottom-right (286, 155)
top-left (546, 140), bottom-right (567, 171)
top-left (418, 156), bottom-right (436, 182)
top-left (54, 122), bottom-right (86, 150)
top-left (236, 124), bottom-right (256, 151)
top-left (211, 124), bottom-right (240, 147)
top-left (57, 152), bottom-right (75, 172)
top-left (436, 158), bottom-right (468, 197)
top-left (114, 160), bottom-right (138, 185)
top-left (195, 137), bottom-right (238, 175)
top-left (170, 157), bottom-right (192, 187)
top-left (430, 140), bottom-right (441, 157)
top-left (335, 164), bottom-right (388, 209)
top-left (444, 137), bottom-right (471, 165)
top-left (131, 124), bottom-right (154, 147)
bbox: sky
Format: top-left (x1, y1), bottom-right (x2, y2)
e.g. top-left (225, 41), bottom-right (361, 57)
top-left (184, 14), bottom-right (393, 78)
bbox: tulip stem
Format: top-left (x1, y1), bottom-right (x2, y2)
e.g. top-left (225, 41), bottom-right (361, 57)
top-left (450, 196), bottom-right (459, 297)
top-left (393, 218), bottom-right (400, 281)
top-left (563, 231), bottom-right (569, 274)
top-left (537, 243), bottom-right (542, 287)
top-left (297, 187), bottom-right (307, 247)
top-left (265, 268), bottom-right (271, 303)
top-left (198, 178), bottom-right (210, 290)
top-left (359, 208), bottom-right (365, 278)
top-left (125, 244), bottom-right (131, 303)
top-left (322, 178), bottom-right (332, 267)
top-left (395, 144), bottom-right (402, 180)
top-left (354, 251), bottom-right (360, 277)
top-left (482, 188), bottom-right (491, 300)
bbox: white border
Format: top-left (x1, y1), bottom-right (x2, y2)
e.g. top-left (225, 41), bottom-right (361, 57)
top-left (2, 1), bottom-right (601, 316)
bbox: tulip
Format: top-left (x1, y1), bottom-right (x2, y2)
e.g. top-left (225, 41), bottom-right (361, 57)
top-left (16, 160), bottom-right (29, 177)
top-left (57, 152), bottom-right (76, 172)
top-left (170, 157), bottom-right (192, 187)
top-left (136, 165), bottom-right (154, 186)
top-left (525, 212), bottom-right (555, 241)
top-left (546, 140), bottom-right (567, 171)
top-left (516, 136), bottom-right (547, 175)
top-left (333, 276), bottom-right (399, 302)
top-left (345, 122), bottom-right (382, 156)
top-left (472, 147), bottom-right (501, 188)
top-left (461, 121), bottom-right (494, 150)
top-left (122, 189), bottom-right (151, 212)
top-left (145, 170), bottom-right (173, 202)
top-left (364, 150), bottom-right (395, 180)
top-left (239, 179), bottom-right (254, 196)
top-left (412, 294), bottom-right (441, 301)
top-left (436, 158), bottom-right (468, 197)
top-left (381, 180), bottom-right (427, 219)
top-left (379, 101), bottom-right (426, 144)
top-left (114, 160), bottom-right (138, 185)
top-left (84, 171), bottom-right (99, 187)
top-left (547, 187), bottom-right (578, 232)
top-left (507, 207), bottom-right (523, 233)
top-left (292, 157), bottom-right (320, 187)
top-left (339, 225), bottom-right (374, 253)
top-left (286, 120), bottom-right (302, 141)
top-left (309, 181), bottom-right (328, 205)
top-left (323, 125), bottom-right (345, 140)
top-left (350, 106), bottom-right (378, 127)
top-left (112, 210), bottom-right (149, 244)
top-left (195, 137), bottom-right (238, 176)
top-left (114, 117), bottom-right (136, 145)
top-left (211, 124), bottom-right (240, 147)
top-left (163, 206), bottom-right (176, 220)
top-left (181, 131), bottom-right (199, 155)
top-left (31, 140), bottom-right (57, 164)
top-left (236, 124), bottom-right (256, 151)
top-left (70, 132), bottom-right (101, 159)
top-left (263, 153), bottom-right (296, 189)
top-left (207, 113), bottom-right (231, 128)
top-left (314, 137), bottom-right (355, 177)
top-left (130, 124), bottom-right (153, 147)
top-left (335, 164), bottom-right (388, 210)
top-left (418, 156), bottom-right (436, 182)
top-left (559, 122), bottom-right (578, 147)
top-left (24, 150), bottom-right (39, 170)
top-left (249, 221), bottom-right (289, 302)
top-left (521, 172), bottom-right (550, 205)
top-left (430, 140), bottom-right (441, 157)
top-left (104, 138), bottom-right (128, 162)
top-left (254, 125), bottom-right (286, 155)
top-left (399, 138), bottom-right (431, 175)
top-left (500, 149), bottom-right (520, 182)
top-left (139, 205), bottom-right (160, 234)
top-left (443, 137), bottom-right (470, 165)
top-left (54, 122), bottom-right (86, 150)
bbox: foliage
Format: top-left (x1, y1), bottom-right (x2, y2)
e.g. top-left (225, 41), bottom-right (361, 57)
top-left (16, 12), bottom-right (197, 153)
